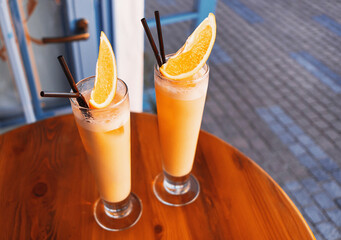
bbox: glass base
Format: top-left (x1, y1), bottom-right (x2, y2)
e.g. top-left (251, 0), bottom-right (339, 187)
top-left (93, 193), bottom-right (142, 231)
top-left (153, 172), bottom-right (200, 206)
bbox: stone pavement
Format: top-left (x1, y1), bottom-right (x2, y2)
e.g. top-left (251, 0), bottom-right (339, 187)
top-left (144, 0), bottom-right (341, 239)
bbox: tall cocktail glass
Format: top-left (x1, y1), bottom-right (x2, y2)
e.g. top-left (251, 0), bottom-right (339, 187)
top-left (153, 57), bottom-right (209, 206)
top-left (70, 76), bottom-right (142, 231)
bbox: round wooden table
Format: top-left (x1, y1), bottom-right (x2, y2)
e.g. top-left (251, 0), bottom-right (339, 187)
top-left (0, 113), bottom-right (314, 239)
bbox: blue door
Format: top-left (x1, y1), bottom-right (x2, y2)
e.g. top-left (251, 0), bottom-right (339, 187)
top-left (0, 0), bottom-right (101, 128)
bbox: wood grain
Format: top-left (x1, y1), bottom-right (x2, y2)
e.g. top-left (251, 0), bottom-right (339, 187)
top-left (0, 113), bottom-right (315, 239)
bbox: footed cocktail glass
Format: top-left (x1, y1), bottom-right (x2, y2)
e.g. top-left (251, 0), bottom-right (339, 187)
top-left (153, 57), bottom-right (209, 206)
top-left (70, 76), bottom-right (142, 231)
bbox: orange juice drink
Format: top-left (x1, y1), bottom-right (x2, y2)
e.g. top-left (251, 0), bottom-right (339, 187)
top-left (68, 32), bottom-right (141, 231)
top-left (155, 65), bottom-right (209, 177)
top-left (71, 76), bottom-right (130, 203)
top-left (151, 13), bottom-right (215, 206)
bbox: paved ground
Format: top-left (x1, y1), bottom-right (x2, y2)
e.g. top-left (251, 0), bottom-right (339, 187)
top-left (144, 0), bottom-right (341, 239)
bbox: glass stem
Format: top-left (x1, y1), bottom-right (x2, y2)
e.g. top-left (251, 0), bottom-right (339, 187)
top-left (102, 194), bottom-right (132, 219)
top-left (163, 171), bottom-right (191, 195)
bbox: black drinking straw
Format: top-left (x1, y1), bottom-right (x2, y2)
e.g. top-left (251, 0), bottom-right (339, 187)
top-left (154, 11), bottom-right (166, 64)
top-left (40, 91), bottom-right (80, 98)
top-left (141, 18), bottom-right (163, 67)
top-left (57, 55), bottom-right (89, 108)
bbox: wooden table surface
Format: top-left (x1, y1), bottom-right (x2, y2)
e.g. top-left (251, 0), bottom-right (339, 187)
top-left (0, 113), bottom-right (315, 239)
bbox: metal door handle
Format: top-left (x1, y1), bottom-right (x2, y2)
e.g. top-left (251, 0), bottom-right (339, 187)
top-left (41, 18), bottom-right (89, 44)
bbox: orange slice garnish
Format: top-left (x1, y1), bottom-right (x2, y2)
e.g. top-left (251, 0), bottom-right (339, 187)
top-left (160, 13), bottom-right (216, 80)
top-left (89, 31), bottom-right (117, 109)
